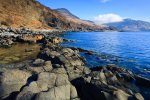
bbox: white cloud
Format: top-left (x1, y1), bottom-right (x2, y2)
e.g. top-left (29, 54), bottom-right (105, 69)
top-left (93, 13), bottom-right (124, 24)
top-left (100, 0), bottom-right (111, 3)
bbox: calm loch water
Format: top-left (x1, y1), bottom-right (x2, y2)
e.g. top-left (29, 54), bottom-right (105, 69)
top-left (0, 43), bottom-right (41, 64)
top-left (62, 32), bottom-right (150, 79)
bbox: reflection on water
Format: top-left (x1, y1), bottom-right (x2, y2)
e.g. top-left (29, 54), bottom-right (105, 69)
top-left (0, 43), bottom-right (41, 64)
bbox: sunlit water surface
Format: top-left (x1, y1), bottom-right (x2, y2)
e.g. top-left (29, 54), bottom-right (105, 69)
top-left (62, 32), bottom-right (150, 79)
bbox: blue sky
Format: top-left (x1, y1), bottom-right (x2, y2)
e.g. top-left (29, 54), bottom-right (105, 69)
top-left (37, 0), bottom-right (150, 23)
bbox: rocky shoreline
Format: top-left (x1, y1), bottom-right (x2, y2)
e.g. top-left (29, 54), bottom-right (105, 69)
top-left (0, 27), bottom-right (150, 100)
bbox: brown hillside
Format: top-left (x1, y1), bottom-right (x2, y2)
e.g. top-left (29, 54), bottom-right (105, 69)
top-left (0, 0), bottom-right (71, 29)
top-left (0, 0), bottom-right (110, 31)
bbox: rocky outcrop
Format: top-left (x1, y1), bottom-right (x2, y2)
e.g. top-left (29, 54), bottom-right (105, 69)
top-left (71, 64), bottom-right (145, 100)
top-left (17, 34), bottom-right (45, 43)
top-left (0, 69), bottom-right (31, 99)
top-left (0, 31), bottom-right (148, 100)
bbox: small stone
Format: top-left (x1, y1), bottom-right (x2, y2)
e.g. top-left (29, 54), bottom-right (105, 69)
top-left (33, 59), bottom-right (45, 66)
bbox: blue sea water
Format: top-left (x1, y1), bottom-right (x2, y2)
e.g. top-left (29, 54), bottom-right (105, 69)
top-left (62, 32), bottom-right (150, 79)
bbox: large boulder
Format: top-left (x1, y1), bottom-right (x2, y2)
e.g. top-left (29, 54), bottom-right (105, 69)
top-left (35, 84), bottom-right (78, 100)
top-left (16, 82), bottom-right (40, 100)
top-left (36, 72), bottom-right (57, 91)
top-left (0, 69), bottom-right (31, 99)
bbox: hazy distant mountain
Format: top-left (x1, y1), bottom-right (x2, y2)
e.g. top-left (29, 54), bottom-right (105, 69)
top-left (107, 19), bottom-right (150, 31)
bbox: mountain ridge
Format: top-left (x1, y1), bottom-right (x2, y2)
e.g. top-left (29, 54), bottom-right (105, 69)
top-left (107, 19), bottom-right (150, 31)
top-left (0, 0), bottom-right (112, 31)
top-left (55, 8), bottom-right (97, 27)
top-left (56, 8), bottom-right (80, 19)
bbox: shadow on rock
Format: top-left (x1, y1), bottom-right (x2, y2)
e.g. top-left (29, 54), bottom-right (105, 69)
top-left (71, 77), bottom-right (107, 100)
